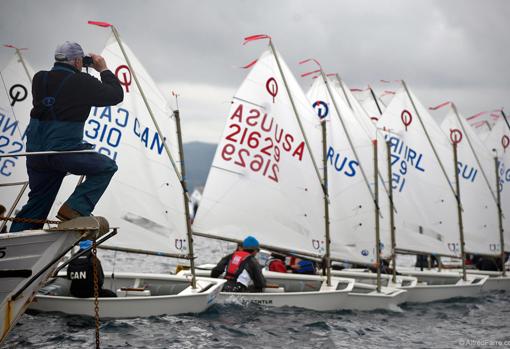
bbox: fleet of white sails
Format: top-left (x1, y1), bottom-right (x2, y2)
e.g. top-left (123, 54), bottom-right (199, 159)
top-left (0, 27), bottom-right (509, 318)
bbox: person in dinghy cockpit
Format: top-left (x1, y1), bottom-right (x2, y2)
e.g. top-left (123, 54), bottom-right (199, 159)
top-left (211, 236), bottom-right (266, 292)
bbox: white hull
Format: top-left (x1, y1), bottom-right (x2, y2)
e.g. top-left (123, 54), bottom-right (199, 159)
top-left (192, 266), bottom-right (407, 311)
top-left (216, 272), bottom-right (355, 311)
top-left (1, 229), bottom-right (83, 343)
top-left (439, 269), bottom-right (510, 292)
top-left (397, 268), bottom-right (487, 303)
top-left (330, 270), bottom-right (411, 310)
top-left (30, 272), bottom-right (226, 318)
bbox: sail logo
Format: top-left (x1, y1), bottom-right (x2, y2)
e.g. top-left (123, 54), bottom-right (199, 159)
top-left (312, 239), bottom-right (325, 253)
top-left (450, 129), bottom-right (463, 144)
top-left (115, 65), bottom-right (132, 93)
top-left (385, 135), bottom-right (425, 192)
top-left (312, 101), bottom-right (329, 119)
top-left (265, 77), bottom-right (278, 103)
top-left (174, 239), bottom-right (187, 251)
top-left (502, 135), bottom-right (510, 152)
top-left (447, 242), bottom-right (460, 253)
top-left (9, 84), bottom-right (27, 106)
top-left (326, 146), bottom-right (358, 177)
top-left (0, 112), bottom-right (26, 177)
top-left (489, 243), bottom-right (500, 252)
top-left (401, 110), bottom-right (412, 131)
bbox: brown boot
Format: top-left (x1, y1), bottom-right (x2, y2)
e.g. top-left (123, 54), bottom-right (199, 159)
top-left (56, 204), bottom-right (82, 221)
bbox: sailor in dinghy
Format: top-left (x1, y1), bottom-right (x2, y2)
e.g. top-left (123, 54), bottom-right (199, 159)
top-left (211, 236), bottom-right (266, 292)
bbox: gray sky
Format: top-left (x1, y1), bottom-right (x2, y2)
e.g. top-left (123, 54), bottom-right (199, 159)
top-left (1, 0), bottom-right (508, 143)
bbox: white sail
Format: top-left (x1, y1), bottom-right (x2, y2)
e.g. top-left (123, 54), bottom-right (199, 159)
top-left (376, 86), bottom-right (459, 257)
top-left (0, 54), bottom-right (34, 211)
top-left (193, 47), bottom-right (326, 257)
top-left (440, 107), bottom-right (501, 255)
top-left (52, 35), bottom-right (187, 256)
top-left (484, 117), bottom-right (510, 251)
top-left (306, 76), bottom-right (390, 264)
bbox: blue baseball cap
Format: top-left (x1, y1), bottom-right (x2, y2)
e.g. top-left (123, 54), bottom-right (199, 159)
top-left (242, 236), bottom-right (259, 250)
top-left (79, 240), bottom-right (93, 250)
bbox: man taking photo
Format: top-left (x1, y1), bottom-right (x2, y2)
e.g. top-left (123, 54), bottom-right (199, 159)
top-left (10, 41), bottom-right (124, 232)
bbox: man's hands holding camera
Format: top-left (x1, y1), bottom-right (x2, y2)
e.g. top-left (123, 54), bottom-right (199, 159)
top-left (85, 53), bottom-right (107, 73)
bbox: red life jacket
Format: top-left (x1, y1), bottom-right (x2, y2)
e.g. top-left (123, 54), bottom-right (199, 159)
top-left (225, 250), bottom-right (251, 280)
top-left (268, 259), bottom-right (287, 273)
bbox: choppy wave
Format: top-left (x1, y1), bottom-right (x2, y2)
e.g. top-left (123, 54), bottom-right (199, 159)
top-left (3, 236), bottom-right (510, 348)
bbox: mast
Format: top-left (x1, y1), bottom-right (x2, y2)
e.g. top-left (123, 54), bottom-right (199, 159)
top-left (320, 69), bottom-right (384, 286)
top-left (13, 47), bottom-right (32, 83)
top-left (386, 140), bottom-right (397, 283)
top-left (268, 41), bottom-right (330, 285)
top-left (174, 109), bottom-right (197, 287)
top-left (494, 157), bottom-right (507, 276)
top-left (369, 87), bottom-right (383, 116)
top-left (373, 139), bottom-right (382, 292)
top-left (452, 140), bottom-right (467, 281)
top-left (321, 116), bottom-right (332, 286)
top-left (451, 103), bottom-right (498, 205)
top-left (109, 25), bottom-right (196, 287)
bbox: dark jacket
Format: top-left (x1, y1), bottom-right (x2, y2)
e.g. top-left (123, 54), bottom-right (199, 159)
top-left (211, 252), bottom-right (266, 291)
top-left (67, 251), bottom-right (105, 298)
top-left (27, 62), bottom-right (123, 152)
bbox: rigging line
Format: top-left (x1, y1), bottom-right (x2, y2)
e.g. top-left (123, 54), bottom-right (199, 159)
top-left (332, 74), bottom-right (393, 207)
top-left (268, 41), bottom-right (325, 192)
top-left (110, 26), bottom-right (183, 185)
top-left (451, 103), bottom-right (499, 206)
top-left (402, 81), bottom-right (457, 201)
top-left (15, 48), bottom-right (33, 84)
top-left (322, 70), bottom-right (382, 215)
top-left (0, 71), bottom-right (24, 140)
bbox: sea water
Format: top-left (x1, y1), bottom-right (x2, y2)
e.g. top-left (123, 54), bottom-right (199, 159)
top-left (3, 236), bottom-right (510, 349)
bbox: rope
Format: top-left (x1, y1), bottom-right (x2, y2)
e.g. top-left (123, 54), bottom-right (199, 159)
top-left (92, 239), bottom-right (100, 349)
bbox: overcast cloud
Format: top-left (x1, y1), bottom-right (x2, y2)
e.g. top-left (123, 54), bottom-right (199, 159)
top-left (0, 0), bottom-right (508, 143)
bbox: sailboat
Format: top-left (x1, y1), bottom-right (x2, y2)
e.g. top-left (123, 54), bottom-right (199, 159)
top-left (29, 22), bottom-right (225, 318)
top-left (0, 47), bottom-right (111, 344)
top-left (376, 84), bottom-right (487, 302)
top-left (425, 102), bottom-right (510, 291)
top-left (190, 35), bottom-right (381, 311)
top-left (0, 46), bottom-right (34, 229)
top-left (302, 67), bottom-right (409, 308)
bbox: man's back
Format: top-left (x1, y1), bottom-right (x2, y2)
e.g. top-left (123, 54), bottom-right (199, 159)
top-left (28, 63), bottom-right (123, 152)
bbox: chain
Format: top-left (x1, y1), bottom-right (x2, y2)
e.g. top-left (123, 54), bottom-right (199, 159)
top-left (0, 215), bottom-right (60, 225)
top-left (92, 239), bottom-right (100, 349)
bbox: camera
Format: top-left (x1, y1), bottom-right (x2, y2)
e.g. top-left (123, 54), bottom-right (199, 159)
top-left (83, 56), bottom-right (93, 67)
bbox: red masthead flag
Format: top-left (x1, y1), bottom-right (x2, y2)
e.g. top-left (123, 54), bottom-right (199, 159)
top-left (88, 20), bottom-right (113, 28)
